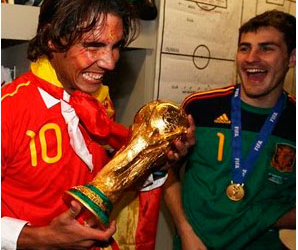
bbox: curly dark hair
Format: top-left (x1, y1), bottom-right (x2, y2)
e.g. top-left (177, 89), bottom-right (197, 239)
top-left (27, 0), bottom-right (139, 61)
top-left (239, 10), bottom-right (296, 54)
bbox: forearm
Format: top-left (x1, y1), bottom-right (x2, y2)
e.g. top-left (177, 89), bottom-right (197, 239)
top-left (17, 225), bottom-right (53, 250)
top-left (1, 218), bottom-right (51, 250)
top-left (3, 201), bottom-right (116, 250)
top-left (163, 168), bottom-right (193, 236)
top-left (273, 207), bottom-right (296, 229)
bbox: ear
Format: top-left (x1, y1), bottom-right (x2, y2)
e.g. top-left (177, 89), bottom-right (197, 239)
top-left (288, 49), bottom-right (296, 68)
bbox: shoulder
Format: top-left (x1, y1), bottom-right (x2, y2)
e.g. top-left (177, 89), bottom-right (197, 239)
top-left (182, 85), bottom-right (235, 111)
top-left (182, 85), bottom-right (235, 108)
top-left (1, 72), bottom-right (36, 104)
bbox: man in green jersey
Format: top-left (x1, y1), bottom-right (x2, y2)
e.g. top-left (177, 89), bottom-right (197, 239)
top-left (164, 10), bottom-right (296, 250)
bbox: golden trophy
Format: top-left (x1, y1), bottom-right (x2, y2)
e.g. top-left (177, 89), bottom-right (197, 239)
top-left (63, 100), bottom-right (189, 227)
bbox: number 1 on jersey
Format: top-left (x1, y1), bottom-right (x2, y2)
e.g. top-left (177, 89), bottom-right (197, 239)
top-left (217, 132), bottom-right (225, 162)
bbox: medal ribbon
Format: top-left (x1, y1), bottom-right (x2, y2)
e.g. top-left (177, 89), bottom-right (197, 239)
top-left (231, 84), bottom-right (285, 184)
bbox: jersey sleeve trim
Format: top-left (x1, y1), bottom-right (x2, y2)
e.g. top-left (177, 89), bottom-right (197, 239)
top-left (182, 84), bottom-right (235, 109)
top-left (1, 81), bottom-right (31, 102)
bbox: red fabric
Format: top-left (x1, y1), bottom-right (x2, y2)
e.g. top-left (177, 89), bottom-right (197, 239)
top-left (70, 90), bottom-right (128, 150)
top-left (135, 187), bottom-right (162, 250)
top-left (28, 73), bottom-right (129, 151)
top-left (1, 70), bottom-right (129, 225)
top-left (2, 70), bottom-right (159, 249)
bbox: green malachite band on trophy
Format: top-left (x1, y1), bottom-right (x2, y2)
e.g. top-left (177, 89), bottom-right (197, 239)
top-left (69, 188), bottom-right (109, 225)
top-left (84, 183), bottom-right (113, 212)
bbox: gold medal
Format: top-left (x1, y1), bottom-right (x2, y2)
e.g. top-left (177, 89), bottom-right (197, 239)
top-left (226, 182), bottom-right (245, 201)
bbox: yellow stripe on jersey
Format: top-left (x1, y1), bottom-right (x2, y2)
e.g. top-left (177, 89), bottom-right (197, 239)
top-left (1, 81), bottom-right (31, 102)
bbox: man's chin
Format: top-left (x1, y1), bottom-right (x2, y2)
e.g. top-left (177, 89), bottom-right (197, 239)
top-left (79, 85), bottom-right (101, 94)
top-left (242, 83), bottom-right (267, 97)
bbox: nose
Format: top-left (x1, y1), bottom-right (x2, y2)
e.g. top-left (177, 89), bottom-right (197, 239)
top-left (96, 48), bottom-right (118, 71)
top-left (245, 48), bottom-right (260, 63)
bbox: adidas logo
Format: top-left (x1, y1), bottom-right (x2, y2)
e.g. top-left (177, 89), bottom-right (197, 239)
top-left (214, 113), bottom-right (231, 124)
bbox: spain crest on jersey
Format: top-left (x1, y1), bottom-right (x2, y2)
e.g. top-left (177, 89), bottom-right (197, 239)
top-left (271, 143), bottom-right (296, 172)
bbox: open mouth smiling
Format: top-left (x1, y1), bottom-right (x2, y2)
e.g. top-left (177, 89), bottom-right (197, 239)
top-left (82, 72), bottom-right (103, 81)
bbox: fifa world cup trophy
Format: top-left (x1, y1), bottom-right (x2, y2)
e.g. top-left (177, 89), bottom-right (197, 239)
top-left (63, 100), bottom-right (189, 227)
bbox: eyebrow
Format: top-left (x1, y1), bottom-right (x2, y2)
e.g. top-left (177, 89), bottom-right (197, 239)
top-left (238, 41), bottom-right (280, 47)
top-left (83, 41), bottom-right (105, 46)
top-left (82, 38), bottom-right (125, 47)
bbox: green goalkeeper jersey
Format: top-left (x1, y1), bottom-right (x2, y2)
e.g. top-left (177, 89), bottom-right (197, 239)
top-left (175, 85), bottom-right (296, 250)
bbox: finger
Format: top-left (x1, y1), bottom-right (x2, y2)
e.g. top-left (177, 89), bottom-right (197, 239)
top-left (103, 220), bottom-right (117, 236)
top-left (92, 220), bottom-right (117, 241)
top-left (186, 131), bottom-right (196, 146)
top-left (74, 240), bottom-right (96, 249)
top-left (187, 114), bottom-right (196, 131)
top-left (108, 220), bottom-right (116, 232)
top-left (67, 200), bottom-right (82, 219)
top-left (166, 150), bottom-right (177, 162)
top-left (186, 115), bottom-right (196, 146)
top-left (174, 140), bottom-right (187, 157)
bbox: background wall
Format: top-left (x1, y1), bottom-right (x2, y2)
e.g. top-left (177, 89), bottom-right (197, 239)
top-left (1, 1), bottom-right (296, 249)
top-left (153, 0), bottom-right (296, 105)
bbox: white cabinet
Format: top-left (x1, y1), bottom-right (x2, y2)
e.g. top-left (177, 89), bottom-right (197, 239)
top-left (1, 4), bottom-right (158, 48)
top-left (2, 4), bottom-right (40, 40)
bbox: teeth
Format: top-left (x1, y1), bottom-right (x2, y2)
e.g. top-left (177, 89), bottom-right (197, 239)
top-left (83, 73), bottom-right (103, 81)
top-left (246, 69), bottom-right (266, 73)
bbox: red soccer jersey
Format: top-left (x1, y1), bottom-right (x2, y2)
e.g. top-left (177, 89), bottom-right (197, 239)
top-left (1, 70), bottom-right (110, 227)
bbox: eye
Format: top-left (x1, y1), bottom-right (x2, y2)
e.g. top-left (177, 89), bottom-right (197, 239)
top-left (260, 45), bottom-right (274, 52)
top-left (238, 45), bottom-right (250, 53)
top-left (113, 40), bottom-right (125, 50)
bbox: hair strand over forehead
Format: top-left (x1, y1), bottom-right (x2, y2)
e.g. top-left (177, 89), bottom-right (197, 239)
top-left (27, 0), bottom-right (139, 61)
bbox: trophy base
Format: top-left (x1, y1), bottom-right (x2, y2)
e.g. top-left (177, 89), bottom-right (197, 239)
top-left (63, 185), bottom-right (112, 228)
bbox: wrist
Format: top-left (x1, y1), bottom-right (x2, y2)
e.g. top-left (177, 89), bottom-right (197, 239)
top-left (176, 220), bottom-right (195, 237)
top-left (17, 225), bottom-right (51, 250)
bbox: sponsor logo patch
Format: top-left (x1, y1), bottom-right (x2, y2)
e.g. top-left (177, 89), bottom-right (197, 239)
top-left (270, 143), bottom-right (295, 172)
top-left (214, 113), bottom-right (231, 124)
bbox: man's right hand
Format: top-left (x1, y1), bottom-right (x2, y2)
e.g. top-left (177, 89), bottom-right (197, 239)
top-left (17, 200), bottom-right (116, 249)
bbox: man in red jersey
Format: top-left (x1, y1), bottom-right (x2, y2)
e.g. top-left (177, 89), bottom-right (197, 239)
top-left (1, 0), bottom-right (196, 249)
top-left (164, 10), bottom-right (295, 250)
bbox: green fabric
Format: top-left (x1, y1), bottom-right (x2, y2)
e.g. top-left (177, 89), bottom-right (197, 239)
top-left (173, 230), bottom-right (284, 250)
top-left (243, 229), bottom-right (284, 250)
top-left (174, 98), bottom-right (296, 249)
top-left (180, 128), bottom-right (295, 249)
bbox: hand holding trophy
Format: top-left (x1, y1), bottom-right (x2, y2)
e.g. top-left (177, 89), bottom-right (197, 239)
top-left (63, 100), bottom-right (189, 228)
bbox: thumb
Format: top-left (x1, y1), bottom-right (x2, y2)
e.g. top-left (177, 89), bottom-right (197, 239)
top-left (67, 200), bottom-right (82, 219)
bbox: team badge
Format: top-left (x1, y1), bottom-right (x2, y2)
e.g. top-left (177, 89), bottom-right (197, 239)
top-left (271, 143), bottom-right (295, 172)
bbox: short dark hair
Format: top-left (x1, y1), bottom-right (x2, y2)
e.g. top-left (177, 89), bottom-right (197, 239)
top-left (27, 0), bottom-right (139, 61)
top-left (239, 10), bottom-right (296, 54)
